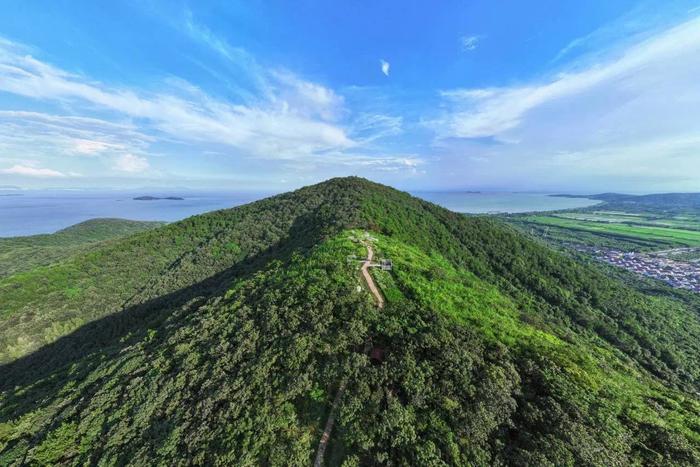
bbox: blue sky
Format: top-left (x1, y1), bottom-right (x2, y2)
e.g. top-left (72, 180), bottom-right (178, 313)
top-left (0, 0), bottom-right (699, 192)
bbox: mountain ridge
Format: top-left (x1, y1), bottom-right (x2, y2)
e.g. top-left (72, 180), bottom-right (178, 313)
top-left (1, 177), bottom-right (700, 465)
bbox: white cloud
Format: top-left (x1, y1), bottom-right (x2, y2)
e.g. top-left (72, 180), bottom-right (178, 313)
top-left (0, 164), bottom-right (65, 177)
top-left (0, 30), bottom-right (415, 187)
top-left (351, 113), bottom-right (403, 143)
top-left (0, 111), bottom-right (151, 167)
top-left (270, 70), bottom-right (345, 121)
top-left (0, 40), bottom-right (354, 160)
top-left (114, 154), bottom-right (149, 173)
top-left (551, 34), bottom-right (592, 64)
top-left (461, 35), bottom-right (480, 51)
top-left (380, 59), bottom-right (390, 76)
top-left (181, 9), bottom-right (270, 98)
top-left (332, 153), bottom-right (422, 171)
top-left (429, 15), bottom-right (700, 191)
top-left (435, 16), bottom-right (700, 140)
top-left (183, 10), bottom-right (249, 66)
top-left (282, 151), bottom-right (425, 176)
top-left (72, 139), bottom-right (117, 155)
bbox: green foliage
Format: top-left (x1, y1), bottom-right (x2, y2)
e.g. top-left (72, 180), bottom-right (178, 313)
top-left (1, 177), bottom-right (700, 465)
top-left (0, 218), bottom-right (164, 278)
top-left (506, 197), bottom-right (700, 251)
top-left (0, 181), bottom-right (365, 361)
top-left (33, 422), bottom-right (79, 465)
top-left (519, 214), bottom-right (700, 247)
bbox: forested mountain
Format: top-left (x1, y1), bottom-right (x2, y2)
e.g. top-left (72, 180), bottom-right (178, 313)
top-left (0, 218), bottom-right (164, 279)
top-left (555, 192), bottom-right (700, 213)
top-left (2, 177), bottom-right (700, 466)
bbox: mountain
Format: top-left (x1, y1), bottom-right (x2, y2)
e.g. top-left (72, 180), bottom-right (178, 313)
top-left (0, 218), bottom-right (165, 280)
top-left (554, 192), bottom-right (700, 213)
top-left (1, 177), bottom-right (700, 465)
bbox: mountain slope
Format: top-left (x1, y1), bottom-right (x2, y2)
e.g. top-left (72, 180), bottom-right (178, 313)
top-left (1, 177), bottom-right (700, 466)
top-left (0, 182), bottom-right (364, 361)
top-left (0, 218), bottom-right (164, 279)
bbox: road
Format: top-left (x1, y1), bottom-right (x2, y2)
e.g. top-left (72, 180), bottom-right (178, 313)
top-left (360, 244), bottom-right (385, 308)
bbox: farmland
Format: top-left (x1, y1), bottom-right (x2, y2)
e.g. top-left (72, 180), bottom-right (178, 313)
top-left (506, 197), bottom-right (700, 294)
top-left (521, 213), bottom-right (700, 248)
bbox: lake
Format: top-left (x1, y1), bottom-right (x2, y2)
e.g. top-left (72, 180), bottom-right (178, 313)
top-left (0, 190), bottom-right (598, 237)
top-left (413, 192), bottom-right (599, 214)
top-left (0, 190), bottom-right (268, 237)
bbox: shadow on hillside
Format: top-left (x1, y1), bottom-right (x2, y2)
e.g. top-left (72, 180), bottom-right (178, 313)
top-left (0, 209), bottom-right (329, 397)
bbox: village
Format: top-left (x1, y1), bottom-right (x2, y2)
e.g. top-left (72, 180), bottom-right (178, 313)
top-left (595, 249), bottom-right (700, 293)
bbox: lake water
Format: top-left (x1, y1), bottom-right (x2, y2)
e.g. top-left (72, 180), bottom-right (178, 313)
top-left (413, 192), bottom-right (599, 214)
top-left (0, 191), bottom-right (268, 237)
top-left (0, 190), bottom-right (598, 238)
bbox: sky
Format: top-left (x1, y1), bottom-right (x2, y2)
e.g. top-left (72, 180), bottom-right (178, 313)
top-left (0, 0), bottom-right (699, 193)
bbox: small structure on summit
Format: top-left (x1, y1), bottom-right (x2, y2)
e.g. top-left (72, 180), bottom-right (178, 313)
top-left (379, 259), bottom-right (393, 271)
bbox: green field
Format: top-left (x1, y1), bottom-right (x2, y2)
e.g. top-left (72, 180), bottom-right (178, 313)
top-left (554, 211), bottom-right (700, 230)
top-left (522, 214), bottom-right (700, 247)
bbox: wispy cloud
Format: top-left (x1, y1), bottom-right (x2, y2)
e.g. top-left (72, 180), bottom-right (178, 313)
top-left (114, 153), bottom-right (149, 172)
top-left (550, 33), bottom-right (593, 64)
top-left (270, 70), bottom-right (345, 121)
top-left (380, 59), bottom-right (390, 76)
top-left (283, 151), bottom-right (425, 176)
top-left (0, 163), bottom-right (66, 177)
top-left (183, 10), bottom-right (249, 66)
top-left (0, 111), bottom-right (151, 159)
top-left (339, 154), bottom-right (423, 173)
top-left (460, 35), bottom-right (480, 51)
top-left (434, 16), bottom-right (700, 140)
top-left (351, 113), bottom-right (403, 143)
top-left (428, 15), bottom-right (700, 191)
top-left (0, 38), bottom-right (354, 160)
top-left (0, 31), bottom-right (413, 186)
top-left (181, 9), bottom-right (270, 98)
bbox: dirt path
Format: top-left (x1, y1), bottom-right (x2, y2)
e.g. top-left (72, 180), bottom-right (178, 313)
top-left (360, 244), bottom-right (385, 308)
top-left (313, 379), bottom-right (346, 467)
top-left (313, 241), bottom-right (386, 466)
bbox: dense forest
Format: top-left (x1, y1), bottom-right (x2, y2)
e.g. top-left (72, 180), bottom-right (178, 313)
top-left (1, 177), bottom-right (700, 465)
top-left (0, 218), bottom-right (164, 279)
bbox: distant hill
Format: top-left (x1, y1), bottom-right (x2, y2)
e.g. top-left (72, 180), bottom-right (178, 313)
top-left (1, 178), bottom-right (700, 465)
top-left (0, 218), bottom-right (164, 279)
top-left (554, 192), bottom-right (700, 212)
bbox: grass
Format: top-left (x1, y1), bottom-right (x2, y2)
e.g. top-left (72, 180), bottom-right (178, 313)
top-left (524, 215), bottom-right (700, 247)
top-left (555, 211), bottom-right (700, 230)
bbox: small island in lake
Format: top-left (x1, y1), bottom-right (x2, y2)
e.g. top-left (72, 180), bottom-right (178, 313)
top-left (133, 196), bottom-right (184, 201)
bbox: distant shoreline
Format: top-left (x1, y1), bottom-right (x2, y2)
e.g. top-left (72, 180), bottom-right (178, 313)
top-left (550, 194), bottom-right (589, 199)
top-left (133, 196), bottom-right (185, 201)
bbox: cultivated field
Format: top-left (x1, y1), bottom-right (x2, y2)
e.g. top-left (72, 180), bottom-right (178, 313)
top-left (523, 213), bottom-right (700, 247)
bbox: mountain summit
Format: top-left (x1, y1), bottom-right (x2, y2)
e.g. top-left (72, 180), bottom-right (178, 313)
top-left (1, 177), bottom-right (700, 465)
